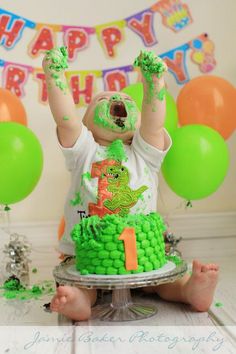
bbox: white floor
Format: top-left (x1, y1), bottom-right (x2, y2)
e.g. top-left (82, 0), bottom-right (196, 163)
top-left (0, 224), bottom-right (236, 353)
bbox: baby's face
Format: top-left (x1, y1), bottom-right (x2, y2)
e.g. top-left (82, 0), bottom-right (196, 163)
top-left (83, 91), bottom-right (141, 145)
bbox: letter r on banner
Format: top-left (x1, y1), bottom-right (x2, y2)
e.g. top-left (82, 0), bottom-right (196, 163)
top-left (2, 64), bottom-right (31, 97)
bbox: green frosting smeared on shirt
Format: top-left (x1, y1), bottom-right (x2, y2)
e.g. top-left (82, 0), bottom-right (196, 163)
top-left (70, 191), bottom-right (83, 206)
top-left (106, 139), bottom-right (128, 162)
top-left (81, 172), bottom-right (92, 186)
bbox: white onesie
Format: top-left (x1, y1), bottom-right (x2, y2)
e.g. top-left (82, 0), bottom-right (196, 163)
top-left (58, 123), bottom-right (172, 255)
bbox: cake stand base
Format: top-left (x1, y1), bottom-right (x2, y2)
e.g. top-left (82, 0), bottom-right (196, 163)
top-left (53, 259), bottom-right (188, 322)
top-left (92, 288), bottom-right (157, 321)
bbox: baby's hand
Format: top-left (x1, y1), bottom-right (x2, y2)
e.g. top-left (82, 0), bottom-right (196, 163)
top-left (134, 50), bottom-right (167, 83)
top-left (42, 46), bottom-right (68, 76)
top-left (134, 50), bottom-right (167, 104)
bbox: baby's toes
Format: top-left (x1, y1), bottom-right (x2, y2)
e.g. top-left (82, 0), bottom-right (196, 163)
top-left (59, 296), bottom-right (67, 305)
top-left (201, 263), bottom-right (219, 273)
top-left (201, 264), bottom-right (209, 273)
top-left (50, 297), bottom-right (60, 311)
top-left (209, 263), bottom-right (219, 271)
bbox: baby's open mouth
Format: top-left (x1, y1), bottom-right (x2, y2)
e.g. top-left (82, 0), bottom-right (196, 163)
top-left (110, 101), bottom-right (127, 128)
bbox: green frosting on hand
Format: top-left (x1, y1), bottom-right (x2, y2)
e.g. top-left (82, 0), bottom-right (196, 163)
top-left (46, 46), bottom-right (68, 72)
top-left (45, 46), bottom-right (68, 93)
top-left (134, 50), bottom-right (167, 103)
top-left (157, 87), bottom-right (166, 101)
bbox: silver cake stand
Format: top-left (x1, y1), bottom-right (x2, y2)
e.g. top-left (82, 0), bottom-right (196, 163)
top-left (53, 258), bottom-right (187, 322)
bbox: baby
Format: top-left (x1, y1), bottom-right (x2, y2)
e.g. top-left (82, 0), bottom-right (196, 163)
top-left (43, 48), bottom-right (219, 321)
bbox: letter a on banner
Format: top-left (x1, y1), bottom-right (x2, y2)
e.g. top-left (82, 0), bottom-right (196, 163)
top-left (28, 24), bottom-right (58, 57)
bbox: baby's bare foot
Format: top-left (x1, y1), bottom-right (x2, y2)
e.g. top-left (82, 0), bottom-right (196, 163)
top-left (50, 285), bottom-right (95, 321)
top-left (184, 260), bottom-right (219, 312)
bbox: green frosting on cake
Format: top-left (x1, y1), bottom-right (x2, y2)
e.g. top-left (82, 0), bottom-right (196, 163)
top-left (71, 212), bottom-right (167, 275)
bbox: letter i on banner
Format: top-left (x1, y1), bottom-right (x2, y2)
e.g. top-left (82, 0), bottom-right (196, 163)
top-left (65, 70), bottom-right (102, 107)
top-left (0, 9), bottom-right (36, 49)
top-left (2, 62), bottom-right (33, 97)
top-left (95, 20), bottom-right (126, 58)
top-left (28, 24), bottom-right (59, 57)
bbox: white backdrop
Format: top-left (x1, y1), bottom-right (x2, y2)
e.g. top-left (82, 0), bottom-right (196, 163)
top-left (0, 0), bottom-right (235, 223)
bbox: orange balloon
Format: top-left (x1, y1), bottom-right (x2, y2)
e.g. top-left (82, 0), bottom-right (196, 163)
top-left (177, 76), bottom-right (236, 139)
top-left (58, 216), bottom-right (65, 241)
top-left (0, 88), bottom-right (27, 126)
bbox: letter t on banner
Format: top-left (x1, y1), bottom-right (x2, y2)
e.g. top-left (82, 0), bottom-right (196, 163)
top-left (28, 24), bottom-right (58, 57)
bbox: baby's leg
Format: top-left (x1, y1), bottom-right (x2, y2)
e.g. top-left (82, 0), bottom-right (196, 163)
top-left (50, 285), bottom-right (97, 321)
top-left (143, 260), bottom-right (219, 312)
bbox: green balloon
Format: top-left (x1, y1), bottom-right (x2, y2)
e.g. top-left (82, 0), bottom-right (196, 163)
top-left (122, 83), bottom-right (178, 136)
top-left (0, 122), bottom-right (43, 205)
top-left (122, 83), bottom-right (143, 111)
top-left (162, 125), bottom-right (230, 200)
top-left (165, 91), bottom-right (178, 136)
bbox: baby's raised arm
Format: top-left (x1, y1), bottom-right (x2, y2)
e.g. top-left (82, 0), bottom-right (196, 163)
top-left (134, 51), bottom-right (168, 151)
top-left (42, 47), bottom-right (82, 148)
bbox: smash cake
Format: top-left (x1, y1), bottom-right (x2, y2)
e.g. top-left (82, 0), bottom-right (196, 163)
top-left (71, 212), bottom-right (167, 276)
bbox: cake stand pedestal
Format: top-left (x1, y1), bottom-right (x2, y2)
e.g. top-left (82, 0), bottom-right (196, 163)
top-left (53, 259), bottom-right (187, 322)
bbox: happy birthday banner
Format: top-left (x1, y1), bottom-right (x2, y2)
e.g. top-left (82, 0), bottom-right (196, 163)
top-left (0, 33), bottom-right (216, 107)
top-left (0, 0), bottom-right (193, 60)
